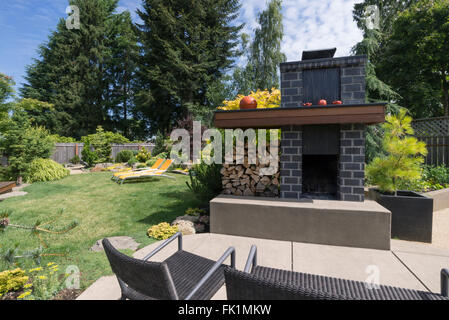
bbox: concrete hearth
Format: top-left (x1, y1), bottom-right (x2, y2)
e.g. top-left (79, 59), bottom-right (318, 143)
top-left (210, 195), bottom-right (391, 250)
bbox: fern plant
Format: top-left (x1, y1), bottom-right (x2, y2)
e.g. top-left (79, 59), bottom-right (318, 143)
top-left (366, 109), bottom-right (428, 195)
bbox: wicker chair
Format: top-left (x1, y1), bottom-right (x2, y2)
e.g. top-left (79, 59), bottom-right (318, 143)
top-left (224, 245), bottom-right (449, 300)
top-left (103, 232), bottom-right (235, 300)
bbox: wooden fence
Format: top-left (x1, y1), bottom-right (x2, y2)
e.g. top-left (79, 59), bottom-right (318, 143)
top-left (412, 117), bottom-right (449, 167)
top-left (50, 143), bottom-right (155, 164)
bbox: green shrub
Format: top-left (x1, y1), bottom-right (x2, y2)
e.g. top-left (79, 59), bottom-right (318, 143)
top-left (136, 147), bottom-right (151, 162)
top-left (81, 143), bottom-right (98, 167)
top-left (152, 131), bottom-right (168, 156)
top-left (0, 108), bottom-right (55, 181)
top-left (50, 134), bottom-right (78, 143)
top-left (115, 150), bottom-right (134, 163)
top-left (25, 158), bottom-right (70, 183)
top-left (186, 162), bottom-right (222, 202)
top-left (153, 152), bottom-right (168, 159)
top-left (137, 163), bottom-right (147, 169)
top-left (81, 126), bottom-right (130, 163)
top-left (185, 208), bottom-right (207, 216)
top-left (366, 109), bottom-right (427, 194)
top-left (69, 155), bottom-right (80, 164)
top-left (422, 165), bottom-right (449, 186)
top-left (128, 156), bottom-right (138, 167)
top-left (0, 268), bottom-right (28, 298)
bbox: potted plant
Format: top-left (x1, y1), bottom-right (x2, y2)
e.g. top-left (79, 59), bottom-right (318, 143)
top-left (367, 109), bottom-right (433, 243)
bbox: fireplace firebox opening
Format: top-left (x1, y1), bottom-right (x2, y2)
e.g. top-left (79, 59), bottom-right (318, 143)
top-left (302, 155), bottom-right (339, 200)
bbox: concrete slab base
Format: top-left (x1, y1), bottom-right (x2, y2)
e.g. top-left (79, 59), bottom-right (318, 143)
top-left (77, 233), bottom-right (449, 300)
top-left (210, 195), bottom-right (391, 250)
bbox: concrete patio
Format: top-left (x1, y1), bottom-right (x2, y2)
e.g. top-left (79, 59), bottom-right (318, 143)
top-left (77, 231), bottom-right (449, 300)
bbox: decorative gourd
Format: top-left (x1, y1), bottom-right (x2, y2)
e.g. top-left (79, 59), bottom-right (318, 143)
top-left (239, 96), bottom-right (258, 109)
top-left (318, 99), bottom-right (327, 106)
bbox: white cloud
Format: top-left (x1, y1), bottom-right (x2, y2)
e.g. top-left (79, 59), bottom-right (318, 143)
top-left (117, 0), bottom-right (364, 60)
top-left (236, 0), bottom-right (364, 61)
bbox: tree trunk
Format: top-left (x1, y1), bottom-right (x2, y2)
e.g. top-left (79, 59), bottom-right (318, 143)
top-left (442, 73), bottom-right (449, 116)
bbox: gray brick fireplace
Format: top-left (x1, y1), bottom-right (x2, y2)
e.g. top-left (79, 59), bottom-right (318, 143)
top-left (279, 50), bottom-right (367, 202)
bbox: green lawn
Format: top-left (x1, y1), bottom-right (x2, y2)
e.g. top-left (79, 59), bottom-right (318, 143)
top-left (0, 172), bottom-right (201, 290)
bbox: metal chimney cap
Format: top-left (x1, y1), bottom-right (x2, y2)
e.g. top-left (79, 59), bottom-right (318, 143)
top-left (302, 48), bottom-right (337, 61)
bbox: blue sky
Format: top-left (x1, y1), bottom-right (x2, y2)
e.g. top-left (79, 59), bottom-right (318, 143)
top-left (0, 0), bottom-right (363, 93)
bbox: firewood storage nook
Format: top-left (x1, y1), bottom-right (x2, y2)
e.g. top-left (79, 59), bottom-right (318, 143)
top-left (210, 49), bottom-right (393, 250)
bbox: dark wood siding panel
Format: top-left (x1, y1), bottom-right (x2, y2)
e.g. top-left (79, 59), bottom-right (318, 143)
top-left (302, 125), bottom-right (340, 155)
top-left (303, 68), bottom-right (341, 104)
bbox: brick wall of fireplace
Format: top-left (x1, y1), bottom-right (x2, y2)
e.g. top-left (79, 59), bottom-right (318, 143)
top-left (279, 53), bottom-right (367, 202)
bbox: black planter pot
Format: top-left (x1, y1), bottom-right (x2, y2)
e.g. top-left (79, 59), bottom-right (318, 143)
top-left (371, 189), bottom-right (433, 243)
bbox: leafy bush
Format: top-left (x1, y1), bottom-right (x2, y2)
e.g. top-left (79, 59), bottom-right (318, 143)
top-left (127, 156), bottom-right (138, 167)
top-left (392, 165), bottom-right (449, 192)
top-left (422, 165), bottom-right (449, 186)
top-left (0, 268), bottom-right (28, 298)
top-left (25, 158), bottom-right (70, 183)
top-left (69, 155), bottom-right (80, 164)
top-left (147, 223), bottom-right (178, 240)
top-left (152, 131), bottom-right (168, 156)
top-left (0, 107), bottom-right (55, 181)
top-left (186, 162), bottom-right (222, 202)
top-left (115, 150), bottom-right (134, 163)
top-left (185, 208), bottom-right (207, 216)
top-left (153, 152), bottom-right (168, 159)
top-left (81, 143), bottom-right (98, 167)
top-left (50, 134), bottom-right (78, 143)
top-left (81, 126), bottom-right (130, 163)
top-left (366, 109), bottom-right (427, 194)
top-left (136, 147), bottom-right (151, 162)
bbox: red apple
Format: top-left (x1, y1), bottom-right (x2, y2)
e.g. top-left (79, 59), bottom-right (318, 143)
top-left (239, 96), bottom-right (258, 109)
top-left (318, 99), bottom-right (327, 106)
top-left (302, 102), bottom-right (312, 107)
top-left (332, 100), bottom-right (343, 105)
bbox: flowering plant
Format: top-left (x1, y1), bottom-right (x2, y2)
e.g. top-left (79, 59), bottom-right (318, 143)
top-left (147, 223), bottom-right (179, 240)
top-left (218, 88), bottom-right (281, 111)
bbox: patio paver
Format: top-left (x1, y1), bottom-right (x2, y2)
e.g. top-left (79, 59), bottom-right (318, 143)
top-left (77, 233), bottom-right (449, 300)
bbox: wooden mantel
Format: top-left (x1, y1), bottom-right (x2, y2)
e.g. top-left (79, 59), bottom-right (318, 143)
top-left (213, 103), bottom-right (386, 129)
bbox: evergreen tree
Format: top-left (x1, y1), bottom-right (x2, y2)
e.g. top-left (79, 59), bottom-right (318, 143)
top-left (351, 1), bottom-right (410, 162)
top-left (21, 0), bottom-right (121, 139)
top-left (135, 0), bottom-right (243, 135)
top-left (378, 0), bottom-right (449, 117)
top-left (0, 73), bottom-right (15, 123)
top-left (104, 11), bottom-right (141, 139)
top-left (231, 0), bottom-right (286, 95)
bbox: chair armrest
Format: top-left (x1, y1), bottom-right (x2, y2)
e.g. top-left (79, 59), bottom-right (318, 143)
top-left (143, 232), bottom-right (183, 261)
top-left (244, 245), bottom-right (257, 273)
top-left (441, 268), bottom-right (449, 297)
top-left (185, 246), bottom-right (236, 300)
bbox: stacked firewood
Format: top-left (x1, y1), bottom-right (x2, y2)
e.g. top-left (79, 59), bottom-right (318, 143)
top-left (221, 160), bottom-right (280, 197)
